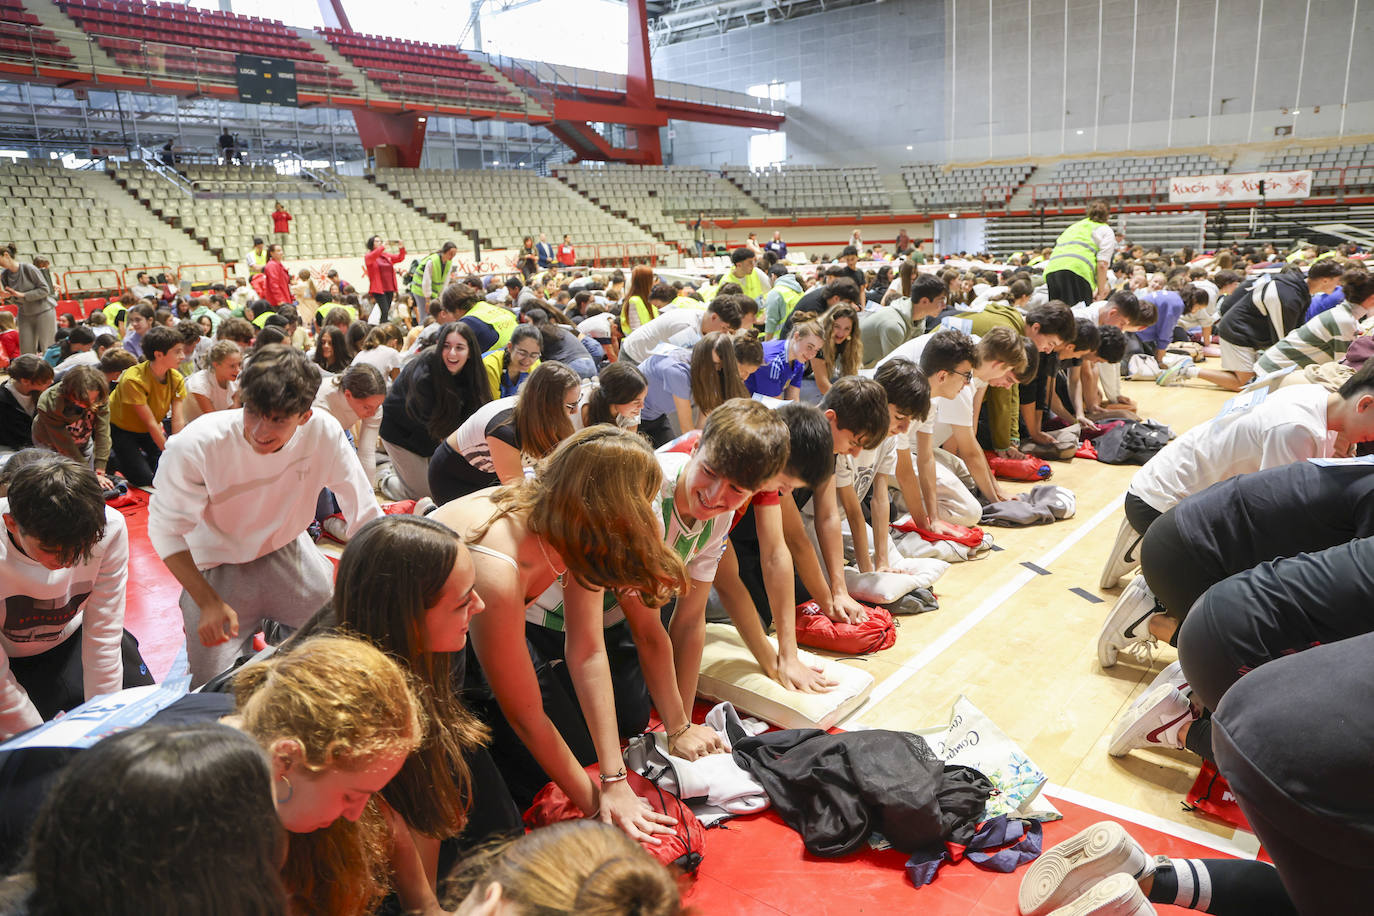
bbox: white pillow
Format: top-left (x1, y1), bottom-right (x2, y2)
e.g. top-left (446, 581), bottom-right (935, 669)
top-left (843, 567), bottom-right (924, 605)
top-left (696, 624), bottom-right (875, 731)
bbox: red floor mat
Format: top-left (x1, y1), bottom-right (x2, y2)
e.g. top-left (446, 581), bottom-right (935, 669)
top-left (121, 498), bottom-right (188, 681)
top-left (684, 795), bottom-right (1244, 915)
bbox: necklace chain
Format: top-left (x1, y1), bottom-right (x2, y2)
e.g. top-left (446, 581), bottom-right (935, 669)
top-left (536, 535), bottom-right (567, 585)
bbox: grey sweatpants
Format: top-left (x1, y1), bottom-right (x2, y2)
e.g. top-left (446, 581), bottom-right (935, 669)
top-left (380, 439), bottom-right (434, 500)
top-left (179, 532), bottom-right (334, 687)
top-left (19, 309), bottom-right (56, 355)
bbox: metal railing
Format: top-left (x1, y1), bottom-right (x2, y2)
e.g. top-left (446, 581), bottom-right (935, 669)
top-left (1024, 168), bottom-right (1374, 212)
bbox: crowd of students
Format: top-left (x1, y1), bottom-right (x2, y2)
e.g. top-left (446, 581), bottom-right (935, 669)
top-left (0, 203), bottom-right (1367, 914)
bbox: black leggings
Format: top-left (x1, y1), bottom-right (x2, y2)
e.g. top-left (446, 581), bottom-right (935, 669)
top-left (108, 425), bottom-right (161, 487)
top-left (428, 439), bottom-right (498, 507)
top-left (1045, 269), bottom-right (1094, 308)
top-left (374, 290), bottom-right (394, 324)
top-left (10, 626), bottom-right (154, 722)
top-left (1122, 490), bottom-right (1162, 536)
top-left (1139, 507), bottom-right (1225, 637)
top-left (1178, 537), bottom-right (1374, 763)
top-left (1211, 627), bottom-right (1374, 912)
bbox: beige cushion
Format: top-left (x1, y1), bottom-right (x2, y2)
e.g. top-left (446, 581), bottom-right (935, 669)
top-left (696, 623), bottom-right (875, 731)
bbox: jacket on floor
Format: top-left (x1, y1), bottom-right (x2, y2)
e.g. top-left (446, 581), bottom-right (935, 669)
top-left (731, 727), bottom-right (991, 857)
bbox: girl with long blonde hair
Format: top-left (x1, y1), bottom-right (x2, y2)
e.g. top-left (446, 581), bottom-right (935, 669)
top-left (812, 303), bottom-right (863, 394)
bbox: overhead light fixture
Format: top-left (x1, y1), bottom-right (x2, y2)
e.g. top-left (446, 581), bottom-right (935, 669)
top-left (947, 212), bottom-right (958, 218)
top-left (1076, 129), bottom-right (1084, 135)
top-left (418, 117), bottom-right (427, 122)
top-left (518, 161), bottom-right (525, 166)
top-left (905, 145), bottom-right (913, 151)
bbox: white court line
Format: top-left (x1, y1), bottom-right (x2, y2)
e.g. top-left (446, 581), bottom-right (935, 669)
top-left (850, 494), bottom-right (1125, 723)
top-left (1043, 782), bottom-right (1261, 860)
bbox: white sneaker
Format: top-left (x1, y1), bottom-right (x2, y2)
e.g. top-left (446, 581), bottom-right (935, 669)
top-left (1098, 518), bottom-right (1144, 590)
top-left (1108, 685), bottom-right (1195, 757)
top-left (1097, 575), bottom-right (1159, 668)
top-left (1128, 661), bottom-right (1189, 716)
top-left (377, 467), bottom-right (409, 502)
top-left (1019, 821), bottom-right (1153, 916)
top-left (411, 496), bottom-right (435, 516)
top-left (320, 514), bottom-right (349, 544)
top-left (1048, 874), bottom-right (1156, 916)
top-left (1155, 357), bottom-right (1194, 387)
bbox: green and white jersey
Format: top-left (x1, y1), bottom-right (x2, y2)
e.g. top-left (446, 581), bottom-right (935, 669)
top-left (525, 451), bottom-right (731, 632)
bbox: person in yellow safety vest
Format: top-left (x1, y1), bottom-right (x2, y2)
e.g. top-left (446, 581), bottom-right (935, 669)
top-left (243, 237), bottom-right (269, 276)
top-left (1041, 199), bottom-right (1115, 307)
top-left (313, 298), bottom-right (359, 330)
top-left (619, 265), bottom-right (659, 336)
top-left (762, 268), bottom-right (804, 339)
top-left (439, 282), bottom-right (517, 354)
top-left (725, 246), bottom-right (772, 303)
top-left (409, 241), bottom-right (459, 314)
top-left (669, 293), bottom-right (705, 311)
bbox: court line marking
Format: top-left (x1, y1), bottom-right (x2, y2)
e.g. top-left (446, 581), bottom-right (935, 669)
top-left (1043, 782), bottom-right (1261, 860)
top-left (849, 495), bottom-right (1124, 722)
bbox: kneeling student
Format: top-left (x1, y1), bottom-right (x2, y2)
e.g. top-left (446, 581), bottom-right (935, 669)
top-left (148, 344), bottom-right (382, 686)
top-left (0, 453), bottom-right (152, 739)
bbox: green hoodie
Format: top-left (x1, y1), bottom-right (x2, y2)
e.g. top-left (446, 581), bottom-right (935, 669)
top-left (968, 302), bottom-right (1027, 451)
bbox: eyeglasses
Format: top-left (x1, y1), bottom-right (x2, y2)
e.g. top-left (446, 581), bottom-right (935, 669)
top-left (512, 348), bottom-right (541, 361)
top-left (952, 369), bottom-right (974, 384)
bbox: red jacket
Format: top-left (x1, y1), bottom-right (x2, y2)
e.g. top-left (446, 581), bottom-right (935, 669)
top-left (365, 245), bottom-right (406, 294)
top-left (262, 259), bottom-right (292, 307)
top-left (557, 244), bottom-right (576, 266)
top-left (271, 209), bottom-right (292, 233)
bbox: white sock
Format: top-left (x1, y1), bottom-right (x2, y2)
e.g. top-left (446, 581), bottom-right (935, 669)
top-left (1169, 858), bottom-right (1214, 911)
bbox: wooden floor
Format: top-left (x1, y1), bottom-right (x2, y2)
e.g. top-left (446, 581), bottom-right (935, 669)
top-left (844, 379), bottom-right (1248, 849)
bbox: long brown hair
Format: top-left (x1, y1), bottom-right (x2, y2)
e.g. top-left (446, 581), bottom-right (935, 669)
top-left (288, 517), bottom-right (488, 840)
top-left (689, 331), bottom-right (748, 417)
top-left (234, 635), bottom-right (425, 916)
top-left (474, 426), bottom-right (687, 607)
top-left (514, 361), bottom-right (579, 459)
top-left (627, 265), bottom-right (657, 319)
top-left (820, 304), bottom-right (863, 378)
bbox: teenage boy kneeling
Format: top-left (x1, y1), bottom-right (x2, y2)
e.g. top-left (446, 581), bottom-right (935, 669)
top-left (0, 453), bottom-right (152, 740)
top-left (149, 344), bottom-right (382, 686)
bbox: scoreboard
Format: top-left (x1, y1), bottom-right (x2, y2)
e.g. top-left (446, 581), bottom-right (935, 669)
top-left (235, 55), bottom-right (297, 107)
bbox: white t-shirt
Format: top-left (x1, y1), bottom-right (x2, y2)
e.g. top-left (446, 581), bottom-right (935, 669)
top-left (621, 310), bottom-right (704, 364)
top-left (1092, 224), bottom-right (1116, 264)
top-left (834, 434), bottom-right (899, 502)
top-left (449, 395), bottom-right (518, 472)
top-left (184, 368), bottom-right (236, 423)
top-left (874, 331), bottom-right (986, 445)
top-left (578, 313), bottom-right (616, 340)
top-left (1128, 384), bottom-right (1335, 514)
top-left (352, 345), bottom-right (402, 380)
top-left (1072, 301), bottom-right (1107, 324)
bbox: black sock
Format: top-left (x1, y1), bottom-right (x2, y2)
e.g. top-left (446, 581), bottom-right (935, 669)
top-left (1183, 714), bottom-right (1213, 761)
top-left (1148, 858), bottom-right (1296, 915)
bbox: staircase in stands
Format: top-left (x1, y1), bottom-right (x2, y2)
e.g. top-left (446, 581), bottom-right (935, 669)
top-left (108, 163), bottom-right (221, 259)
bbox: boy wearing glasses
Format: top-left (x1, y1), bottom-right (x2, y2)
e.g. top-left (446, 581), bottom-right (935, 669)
top-left (148, 345), bottom-right (381, 685)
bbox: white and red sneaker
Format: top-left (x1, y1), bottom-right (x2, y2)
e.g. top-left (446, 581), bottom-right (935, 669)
top-left (1108, 684), bottom-right (1196, 758)
top-left (1097, 575), bottom-right (1160, 668)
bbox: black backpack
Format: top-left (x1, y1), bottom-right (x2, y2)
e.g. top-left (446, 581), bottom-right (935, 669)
top-left (1095, 419), bottom-right (1173, 465)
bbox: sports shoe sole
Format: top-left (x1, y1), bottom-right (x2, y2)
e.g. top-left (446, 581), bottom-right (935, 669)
top-left (1108, 684), bottom-right (1192, 757)
top-left (1154, 357), bottom-right (1193, 387)
top-left (1019, 821), bottom-right (1149, 916)
top-left (1048, 873), bottom-right (1156, 916)
top-left (1096, 576), bottom-right (1157, 668)
top-left (1099, 518), bottom-right (1143, 589)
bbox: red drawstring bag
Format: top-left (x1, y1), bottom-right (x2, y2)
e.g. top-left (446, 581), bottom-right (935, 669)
top-left (1075, 440), bottom-right (1099, 460)
top-left (985, 452), bottom-right (1052, 481)
top-left (890, 518), bottom-right (986, 548)
top-left (1184, 761), bottom-right (1253, 831)
top-left (524, 765), bottom-right (706, 872)
top-left (794, 601), bottom-right (896, 654)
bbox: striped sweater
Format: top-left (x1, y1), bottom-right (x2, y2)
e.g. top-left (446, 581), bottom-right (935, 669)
top-left (1255, 303), bottom-right (1369, 375)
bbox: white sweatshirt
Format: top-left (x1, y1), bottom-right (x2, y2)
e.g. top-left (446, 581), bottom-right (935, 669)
top-left (148, 408), bottom-right (382, 569)
top-left (0, 503), bottom-right (128, 738)
top-left (312, 383), bottom-right (381, 486)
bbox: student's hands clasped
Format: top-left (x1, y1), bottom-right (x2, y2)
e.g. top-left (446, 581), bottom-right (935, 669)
top-left (669, 722), bottom-right (727, 760)
top-left (197, 598), bottom-right (240, 646)
top-left (774, 653), bottom-right (838, 693)
top-left (595, 777), bottom-right (678, 844)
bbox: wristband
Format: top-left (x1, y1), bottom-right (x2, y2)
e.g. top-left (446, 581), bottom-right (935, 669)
top-left (666, 722), bottom-right (692, 742)
top-left (598, 768), bottom-right (628, 784)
